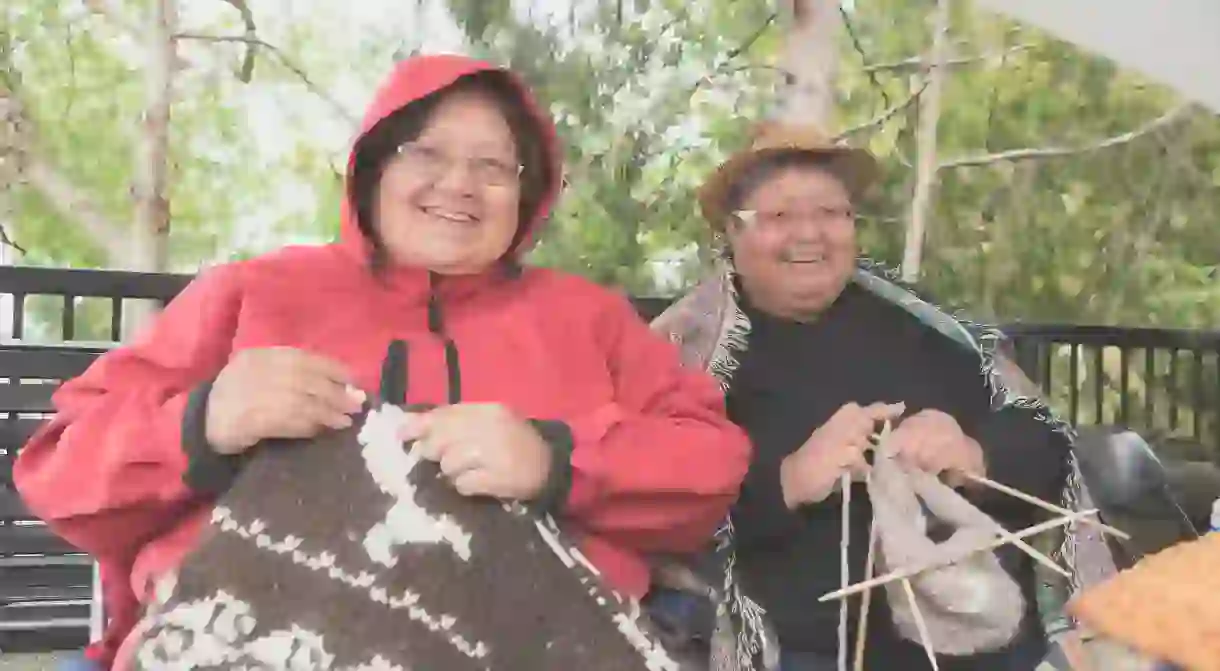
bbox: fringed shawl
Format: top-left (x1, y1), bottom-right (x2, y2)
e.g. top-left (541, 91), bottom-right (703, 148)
top-left (650, 259), bottom-right (1120, 671)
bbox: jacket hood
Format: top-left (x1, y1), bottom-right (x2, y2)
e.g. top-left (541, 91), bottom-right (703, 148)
top-left (339, 54), bottom-right (563, 262)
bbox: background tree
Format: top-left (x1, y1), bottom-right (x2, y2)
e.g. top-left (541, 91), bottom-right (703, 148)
top-left (2, 0), bottom-right (1217, 449)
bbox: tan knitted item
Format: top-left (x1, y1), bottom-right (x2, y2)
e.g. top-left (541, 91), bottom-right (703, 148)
top-left (1068, 532), bottom-right (1220, 671)
top-left (868, 448), bottom-right (1027, 655)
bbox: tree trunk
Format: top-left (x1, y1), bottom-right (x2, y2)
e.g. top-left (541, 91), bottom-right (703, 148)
top-left (774, 0), bottom-right (840, 128)
top-left (125, 0), bottom-right (178, 338)
top-left (900, 0), bottom-right (951, 284)
top-left (131, 0), bottom-right (176, 273)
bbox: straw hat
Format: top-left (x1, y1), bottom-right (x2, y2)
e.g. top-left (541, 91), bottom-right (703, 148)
top-left (697, 122), bottom-right (879, 231)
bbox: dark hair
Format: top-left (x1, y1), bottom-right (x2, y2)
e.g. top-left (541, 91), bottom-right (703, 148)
top-left (349, 71), bottom-right (553, 272)
top-left (723, 150), bottom-right (843, 218)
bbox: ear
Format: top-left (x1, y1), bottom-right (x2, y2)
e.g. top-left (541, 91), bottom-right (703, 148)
top-left (719, 218), bottom-right (745, 253)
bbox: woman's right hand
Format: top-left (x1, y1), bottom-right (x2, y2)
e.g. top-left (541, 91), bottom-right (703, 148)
top-left (205, 347), bottom-right (367, 455)
top-left (779, 401), bottom-right (906, 508)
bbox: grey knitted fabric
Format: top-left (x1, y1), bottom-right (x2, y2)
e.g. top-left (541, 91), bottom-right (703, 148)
top-left (868, 448), bottom-right (1026, 655)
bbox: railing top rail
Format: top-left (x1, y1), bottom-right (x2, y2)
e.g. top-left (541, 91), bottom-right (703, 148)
top-left (1, 266), bottom-right (1217, 349)
top-left (1002, 323), bottom-right (1220, 350)
top-left (0, 340), bottom-right (117, 353)
top-left (0, 266), bottom-right (193, 300)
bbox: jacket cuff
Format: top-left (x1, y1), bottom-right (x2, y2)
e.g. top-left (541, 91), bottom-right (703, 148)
top-left (529, 419), bottom-right (575, 515)
top-left (181, 379), bottom-right (249, 495)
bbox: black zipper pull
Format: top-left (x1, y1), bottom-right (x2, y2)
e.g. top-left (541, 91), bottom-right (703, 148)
top-left (379, 339), bottom-right (407, 405)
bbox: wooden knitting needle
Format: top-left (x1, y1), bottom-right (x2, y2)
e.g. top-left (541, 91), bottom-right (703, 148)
top-left (838, 473), bottom-right (852, 671)
top-left (900, 578), bottom-right (940, 671)
top-left (819, 508), bottom-right (1099, 602)
top-left (852, 490), bottom-right (879, 671)
top-left (1003, 531), bottom-right (1071, 578)
top-left (961, 472), bottom-right (1131, 541)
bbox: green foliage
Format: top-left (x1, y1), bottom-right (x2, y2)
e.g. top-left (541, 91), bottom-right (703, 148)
top-left (839, 0), bottom-right (1220, 329)
top-left (441, 0), bottom-right (778, 293)
top-left (5, 0), bottom-right (1218, 328)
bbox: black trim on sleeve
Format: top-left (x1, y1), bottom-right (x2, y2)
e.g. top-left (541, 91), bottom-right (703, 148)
top-left (529, 419), bottom-right (575, 515)
top-left (181, 379), bottom-right (252, 495)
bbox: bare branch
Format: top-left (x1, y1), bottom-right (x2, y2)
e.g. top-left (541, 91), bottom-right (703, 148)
top-left (901, 0), bottom-right (951, 284)
top-left (219, 0), bottom-right (259, 82)
top-left (2, 78), bottom-right (127, 264)
top-left (864, 43), bottom-right (1034, 74)
top-left (682, 12), bottom-right (777, 99)
top-left (834, 81), bottom-right (928, 140)
top-left (175, 32), bottom-right (358, 125)
top-left (22, 153), bottom-right (128, 262)
top-left (939, 104), bottom-right (1193, 170)
top-left (0, 223), bottom-right (26, 255)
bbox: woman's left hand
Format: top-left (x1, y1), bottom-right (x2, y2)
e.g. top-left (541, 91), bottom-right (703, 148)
top-left (401, 403), bottom-right (552, 500)
top-left (889, 409), bottom-right (986, 485)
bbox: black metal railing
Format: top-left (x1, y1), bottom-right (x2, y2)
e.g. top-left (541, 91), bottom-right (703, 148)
top-left (1007, 324), bottom-right (1219, 463)
top-left (0, 266), bottom-right (193, 342)
top-left (2, 268), bottom-right (1216, 461)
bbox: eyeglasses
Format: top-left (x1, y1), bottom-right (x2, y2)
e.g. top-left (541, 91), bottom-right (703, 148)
top-left (393, 142), bottom-right (523, 187)
top-left (733, 205), bottom-right (855, 231)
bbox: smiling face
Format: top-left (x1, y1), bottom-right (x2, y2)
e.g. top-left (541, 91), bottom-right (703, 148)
top-left (374, 89), bottom-right (524, 275)
top-left (726, 159), bottom-right (858, 321)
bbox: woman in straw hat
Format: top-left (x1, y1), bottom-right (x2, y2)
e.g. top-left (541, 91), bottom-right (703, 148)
top-left (649, 123), bottom-right (1121, 671)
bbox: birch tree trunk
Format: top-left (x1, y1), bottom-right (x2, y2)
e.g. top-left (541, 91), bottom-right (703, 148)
top-left (900, 0), bottom-right (950, 283)
top-left (124, 0), bottom-right (178, 338)
top-left (773, 0), bottom-right (841, 128)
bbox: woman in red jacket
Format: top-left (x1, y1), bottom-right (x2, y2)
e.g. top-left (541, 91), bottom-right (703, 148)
top-left (14, 54), bottom-right (751, 670)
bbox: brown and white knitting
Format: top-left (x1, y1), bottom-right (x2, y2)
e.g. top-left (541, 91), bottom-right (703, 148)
top-left (130, 403), bottom-right (678, 671)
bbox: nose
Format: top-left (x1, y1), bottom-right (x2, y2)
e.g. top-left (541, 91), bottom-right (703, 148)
top-left (432, 156), bottom-right (477, 197)
top-left (786, 216), bottom-right (827, 242)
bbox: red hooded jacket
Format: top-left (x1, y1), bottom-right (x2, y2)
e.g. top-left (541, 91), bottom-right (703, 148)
top-left (13, 55), bottom-right (750, 668)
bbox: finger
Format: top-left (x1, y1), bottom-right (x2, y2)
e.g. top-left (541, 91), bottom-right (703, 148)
top-left (438, 444), bottom-right (482, 479)
top-left (271, 403), bottom-right (347, 440)
top-left (289, 350), bottom-right (355, 386)
top-left (297, 378), bottom-right (364, 416)
top-left (257, 389), bottom-right (350, 439)
top-left (414, 435), bottom-right (448, 462)
top-left (862, 402), bottom-right (906, 423)
top-left (286, 356), bottom-right (364, 413)
top-left (943, 470), bottom-right (968, 488)
top-left (398, 412), bottom-right (430, 441)
top-left (295, 393), bottom-right (355, 431)
top-left (451, 469), bottom-right (496, 498)
top-left (836, 439), bottom-right (870, 469)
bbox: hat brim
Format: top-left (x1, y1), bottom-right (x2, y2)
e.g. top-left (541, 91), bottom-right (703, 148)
top-left (698, 145), bottom-right (878, 232)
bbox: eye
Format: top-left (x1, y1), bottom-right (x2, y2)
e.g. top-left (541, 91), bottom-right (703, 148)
top-left (760, 210), bottom-right (790, 225)
top-left (398, 143), bottom-right (443, 166)
top-left (472, 157), bottom-right (521, 183)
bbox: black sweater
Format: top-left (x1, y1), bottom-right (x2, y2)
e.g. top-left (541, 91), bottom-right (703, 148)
top-left (727, 283), bottom-right (1069, 669)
